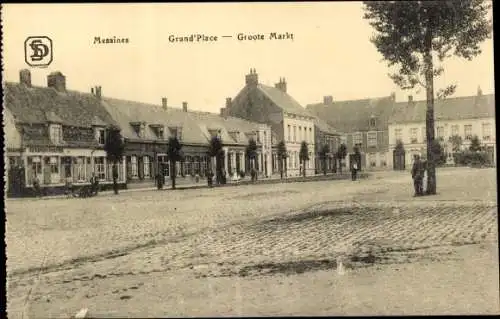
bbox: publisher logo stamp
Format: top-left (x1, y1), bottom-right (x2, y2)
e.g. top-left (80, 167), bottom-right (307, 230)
top-left (25, 36), bottom-right (53, 67)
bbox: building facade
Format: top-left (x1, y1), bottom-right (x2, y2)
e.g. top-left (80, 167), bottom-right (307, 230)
top-left (307, 94), bottom-right (395, 171)
top-left (388, 90), bottom-right (496, 168)
top-left (225, 69), bottom-right (316, 177)
top-left (313, 116), bottom-right (341, 173)
top-left (4, 70), bottom-right (126, 197)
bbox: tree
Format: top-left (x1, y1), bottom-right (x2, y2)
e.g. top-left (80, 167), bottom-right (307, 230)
top-left (469, 135), bottom-right (482, 152)
top-left (319, 144), bottom-right (330, 175)
top-left (449, 135), bottom-right (463, 152)
top-left (394, 139), bottom-right (405, 155)
top-left (208, 135), bottom-right (224, 185)
top-left (430, 139), bottom-right (446, 166)
top-left (104, 125), bottom-right (125, 195)
top-left (364, 1), bottom-right (492, 195)
top-left (166, 136), bottom-right (183, 189)
top-left (337, 143), bottom-right (347, 174)
top-left (299, 141), bottom-right (310, 178)
top-left (277, 141), bottom-right (287, 179)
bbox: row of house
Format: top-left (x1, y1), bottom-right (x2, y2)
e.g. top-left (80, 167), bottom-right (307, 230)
top-left (306, 89), bottom-right (496, 170)
top-left (4, 68), bottom-right (495, 196)
top-left (4, 69), bottom-right (339, 196)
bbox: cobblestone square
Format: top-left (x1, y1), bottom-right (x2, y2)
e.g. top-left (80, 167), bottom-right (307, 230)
top-left (6, 168), bottom-right (499, 317)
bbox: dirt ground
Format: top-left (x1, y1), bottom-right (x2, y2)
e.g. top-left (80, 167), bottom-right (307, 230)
top-left (6, 167), bottom-right (499, 317)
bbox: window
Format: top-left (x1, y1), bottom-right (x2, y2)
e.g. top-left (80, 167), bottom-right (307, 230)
top-left (50, 124), bottom-right (62, 144)
top-left (309, 127), bottom-right (313, 142)
top-left (139, 124), bottom-right (146, 139)
top-left (75, 157), bottom-right (86, 182)
top-left (451, 125), bottom-right (459, 136)
top-left (394, 128), bottom-right (402, 142)
top-left (144, 156), bottom-right (150, 178)
top-left (97, 129), bottom-right (105, 145)
top-left (369, 117), bottom-right (377, 127)
top-left (263, 131), bottom-right (267, 146)
top-left (287, 125), bottom-right (291, 142)
top-left (482, 123), bottom-right (492, 141)
top-left (410, 128), bottom-right (419, 143)
top-left (157, 127), bottom-right (165, 139)
top-left (421, 127), bottom-right (426, 142)
top-left (28, 156), bottom-right (42, 184)
top-left (353, 132), bottom-right (363, 146)
top-left (380, 154), bottom-right (387, 167)
top-left (367, 131), bottom-right (377, 147)
top-left (464, 125), bottom-right (473, 140)
top-left (95, 157), bottom-right (106, 180)
top-left (130, 156), bottom-right (138, 178)
top-left (49, 157), bottom-right (59, 174)
top-left (436, 126), bottom-right (445, 140)
top-left (293, 126), bottom-right (297, 142)
top-left (298, 126), bottom-right (302, 141)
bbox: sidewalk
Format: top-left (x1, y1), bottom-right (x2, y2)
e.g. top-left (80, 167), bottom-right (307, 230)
top-left (6, 172), bottom-right (366, 201)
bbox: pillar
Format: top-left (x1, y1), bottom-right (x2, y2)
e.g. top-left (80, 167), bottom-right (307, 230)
top-left (122, 156), bottom-right (127, 182)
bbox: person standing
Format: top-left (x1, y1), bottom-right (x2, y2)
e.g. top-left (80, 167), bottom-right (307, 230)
top-left (33, 174), bottom-right (41, 197)
top-left (351, 161), bottom-right (358, 181)
top-left (411, 155), bottom-right (424, 196)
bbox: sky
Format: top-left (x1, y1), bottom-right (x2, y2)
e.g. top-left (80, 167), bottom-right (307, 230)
top-left (2, 2), bottom-right (495, 113)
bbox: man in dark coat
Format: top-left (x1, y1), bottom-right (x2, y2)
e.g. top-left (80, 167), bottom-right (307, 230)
top-left (411, 155), bottom-right (425, 196)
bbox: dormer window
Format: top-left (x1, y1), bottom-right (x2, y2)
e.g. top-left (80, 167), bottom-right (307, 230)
top-left (369, 116), bottom-right (377, 128)
top-left (130, 122), bottom-right (146, 139)
top-left (49, 124), bottom-right (63, 144)
top-left (96, 128), bottom-right (106, 145)
top-left (150, 124), bottom-right (165, 139)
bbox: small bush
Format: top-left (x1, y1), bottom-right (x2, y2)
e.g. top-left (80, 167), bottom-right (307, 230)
top-left (454, 150), bottom-right (491, 167)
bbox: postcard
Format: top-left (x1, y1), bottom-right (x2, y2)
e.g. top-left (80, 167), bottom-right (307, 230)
top-left (2, 2), bottom-right (498, 317)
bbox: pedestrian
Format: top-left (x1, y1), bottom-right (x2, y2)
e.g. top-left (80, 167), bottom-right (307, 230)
top-left (33, 174), bottom-right (41, 197)
top-left (351, 161), bottom-right (358, 181)
top-left (411, 155), bottom-right (424, 196)
top-left (207, 169), bottom-right (214, 187)
top-left (112, 165), bottom-right (119, 194)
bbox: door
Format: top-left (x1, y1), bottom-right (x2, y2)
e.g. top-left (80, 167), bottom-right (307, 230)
top-left (393, 151), bottom-right (406, 170)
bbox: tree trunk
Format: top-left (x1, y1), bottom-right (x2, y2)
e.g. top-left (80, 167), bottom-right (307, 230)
top-left (170, 160), bottom-right (176, 189)
top-left (280, 158), bottom-right (283, 179)
top-left (303, 160), bottom-right (306, 177)
top-left (424, 31), bottom-right (437, 195)
top-left (339, 159), bottom-right (342, 174)
top-left (112, 163), bottom-right (119, 194)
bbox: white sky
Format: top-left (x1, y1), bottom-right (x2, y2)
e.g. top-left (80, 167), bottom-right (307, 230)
top-left (2, 2), bottom-right (495, 113)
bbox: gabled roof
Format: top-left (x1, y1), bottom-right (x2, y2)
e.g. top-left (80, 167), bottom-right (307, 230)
top-left (258, 84), bottom-right (313, 118)
top-left (389, 94), bottom-right (495, 124)
top-left (3, 82), bottom-right (118, 128)
top-left (101, 97), bottom-right (209, 144)
top-left (306, 96), bottom-right (395, 133)
top-left (313, 116), bottom-right (339, 135)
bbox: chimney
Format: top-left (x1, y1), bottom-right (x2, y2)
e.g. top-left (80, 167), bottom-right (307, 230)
top-left (182, 101), bottom-right (188, 112)
top-left (245, 68), bottom-right (259, 86)
top-left (274, 77), bottom-right (287, 93)
top-left (477, 86), bottom-right (483, 96)
top-left (162, 97), bottom-right (168, 110)
top-left (323, 95), bottom-right (333, 105)
top-left (95, 86), bottom-right (102, 99)
top-left (408, 95), bottom-right (413, 103)
top-left (20, 69), bottom-right (32, 87)
top-left (47, 71), bottom-right (66, 92)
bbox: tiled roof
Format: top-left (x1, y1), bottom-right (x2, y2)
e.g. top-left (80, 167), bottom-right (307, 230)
top-left (258, 84), bottom-right (313, 118)
top-left (4, 108), bottom-right (22, 149)
top-left (3, 82), bottom-right (118, 128)
top-left (101, 98), bottom-right (209, 145)
top-left (313, 116), bottom-right (339, 135)
top-left (306, 96), bottom-right (395, 133)
top-left (189, 111), bottom-right (260, 146)
top-left (389, 94), bottom-right (495, 124)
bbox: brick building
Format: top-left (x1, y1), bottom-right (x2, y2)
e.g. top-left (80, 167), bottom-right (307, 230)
top-left (4, 70), bottom-right (126, 197)
top-left (307, 94), bottom-right (396, 170)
